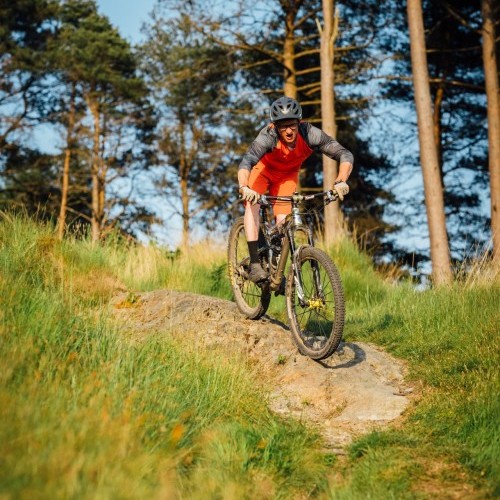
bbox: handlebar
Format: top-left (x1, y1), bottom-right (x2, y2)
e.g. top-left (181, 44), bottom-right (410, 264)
top-left (258, 190), bottom-right (339, 206)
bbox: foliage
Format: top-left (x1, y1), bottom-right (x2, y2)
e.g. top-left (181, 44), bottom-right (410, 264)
top-left (0, 0), bottom-right (59, 147)
top-left (223, 0), bottom-right (400, 258)
top-left (0, 0), bottom-right (496, 267)
top-left (140, 5), bottom-right (245, 244)
top-left (0, 0), bottom-right (157, 237)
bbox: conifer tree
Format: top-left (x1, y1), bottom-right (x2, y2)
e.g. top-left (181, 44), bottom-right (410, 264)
top-left (0, 0), bottom-right (60, 214)
top-left (55, 0), bottom-right (151, 242)
top-left (481, 0), bottom-right (500, 264)
top-left (141, 8), bottom-right (240, 248)
top-left (0, 0), bottom-right (58, 151)
top-left (407, 0), bottom-right (453, 285)
top-left (380, 0), bottom-right (491, 260)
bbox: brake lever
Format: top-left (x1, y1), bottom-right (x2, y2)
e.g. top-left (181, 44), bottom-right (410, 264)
top-left (325, 190), bottom-right (338, 204)
top-left (259, 194), bottom-right (271, 206)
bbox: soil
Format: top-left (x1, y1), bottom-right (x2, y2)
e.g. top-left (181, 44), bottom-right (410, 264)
top-left (111, 290), bottom-right (413, 453)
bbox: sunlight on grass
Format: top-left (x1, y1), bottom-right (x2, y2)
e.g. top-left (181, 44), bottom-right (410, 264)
top-left (0, 214), bottom-right (327, 498)
top-left (1, 213), bottom-right (498, 497)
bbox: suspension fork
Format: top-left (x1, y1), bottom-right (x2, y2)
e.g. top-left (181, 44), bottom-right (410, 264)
top-left (305, 220), bottom-right (324, 298)
top-left (287, 227), bottom-right (309, 306)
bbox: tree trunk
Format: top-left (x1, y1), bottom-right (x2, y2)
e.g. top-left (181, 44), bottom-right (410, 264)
top-left (407, 0), bottom-right (453, 285)
top-left (180, 175), bottom-right (189, 250)
top-left (283, 9), bottom-right (297, 99)
top-left (433, 84), bottom-right (444, 179)
top-left (319, 0), bottom-right (343, 247)
top-left (481, 0), bottom-right (500, 265)
top-left (87, 96), bottom-right (102, 243)
top-left (57, 82), bottom-right (76, 240)
top-left (179, 121), bottom-right (190, 250)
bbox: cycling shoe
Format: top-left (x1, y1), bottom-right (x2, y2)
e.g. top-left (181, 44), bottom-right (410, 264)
top-left (248, 263), bottom-right (268, 283)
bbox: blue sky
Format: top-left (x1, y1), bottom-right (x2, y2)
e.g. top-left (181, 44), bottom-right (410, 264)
top-left (96, 0), bottom-right (157, 43)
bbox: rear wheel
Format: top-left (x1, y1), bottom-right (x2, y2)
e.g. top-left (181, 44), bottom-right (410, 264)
top-left (286, 246), bottom-right (344, 360)
top-left (227, 217), bottom-right (270, 319)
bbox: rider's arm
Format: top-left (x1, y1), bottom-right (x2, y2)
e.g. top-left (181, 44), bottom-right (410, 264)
top-left (300, 122), bottom-right (354, 180)
top-left (337, 162), bottom-right (353, 183)
top-left (239, 125), bottom-right (278, 172)
top-left (238, 169), bottom-right (250, 191)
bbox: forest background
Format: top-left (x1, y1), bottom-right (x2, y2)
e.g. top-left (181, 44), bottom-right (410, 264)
top-left (1, 0), bottom-right (498, 282)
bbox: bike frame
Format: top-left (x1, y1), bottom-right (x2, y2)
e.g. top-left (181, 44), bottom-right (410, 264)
top-left (258, 191), bottom-right (337, 295)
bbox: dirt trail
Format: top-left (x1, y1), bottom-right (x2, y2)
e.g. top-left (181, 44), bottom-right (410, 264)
top-left (111, 290), bottom-right (412, 452)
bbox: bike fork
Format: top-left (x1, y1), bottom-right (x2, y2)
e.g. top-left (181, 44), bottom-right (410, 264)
top-left (311, 260), bottom-right (324, 298)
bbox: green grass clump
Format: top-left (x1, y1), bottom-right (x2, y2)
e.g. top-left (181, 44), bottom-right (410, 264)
top-left (334, 282), bottom-right (499, 497)
top-left (0, 215), bottom-right (328, 498)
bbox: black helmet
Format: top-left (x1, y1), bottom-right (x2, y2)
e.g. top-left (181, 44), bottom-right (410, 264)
top-left (269, 97), bottom-right (302, 122)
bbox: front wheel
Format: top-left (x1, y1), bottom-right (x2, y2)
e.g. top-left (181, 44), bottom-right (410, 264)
top-left (227, 217), bottom-right (271, 319)
top-left (286, 246), bottom-right (345, 360)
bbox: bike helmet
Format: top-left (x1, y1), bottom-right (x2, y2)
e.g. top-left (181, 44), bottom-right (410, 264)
top-left (269, 96), bottom-right (302, 122)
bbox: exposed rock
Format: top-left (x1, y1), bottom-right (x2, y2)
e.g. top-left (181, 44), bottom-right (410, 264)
top-left (111, 290), bottom-right (412, 451)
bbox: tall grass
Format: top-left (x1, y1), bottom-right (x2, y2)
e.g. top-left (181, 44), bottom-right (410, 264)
top-left (0, 215), bottom-right (328, 498)
top-left (1, 213), bottom-right (498, 497)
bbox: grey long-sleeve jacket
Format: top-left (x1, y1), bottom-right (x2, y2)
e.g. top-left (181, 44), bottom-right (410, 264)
top-left (239, 122), bottom-right (354, 171)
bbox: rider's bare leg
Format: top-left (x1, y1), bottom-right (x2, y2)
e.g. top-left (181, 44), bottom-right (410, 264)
top-left (244, 205), bottom-right (286, 238)
top-left (244, 202), bottom-right (260, 241)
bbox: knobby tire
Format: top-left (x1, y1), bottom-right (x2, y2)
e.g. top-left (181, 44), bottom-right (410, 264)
top-left (286, 246), bottom-right (345, 360)
top-left (227, 217), bottom-right (270, 319)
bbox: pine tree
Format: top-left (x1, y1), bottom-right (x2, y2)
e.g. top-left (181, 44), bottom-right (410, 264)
top-left (407, 0), bottom-right (453, 285)
top-left (380, 0), bottom-right (491, 260)
top-left (54, 0), bottom-right (152, 242)
top-left (481, 0), bottom-right (500, 264)
top-left (0, 0), bottom-right (58, 150)
top-left (225, 0), bottom-right (397, 256)
top-left (0, 0), bottom-right (60, 214)
top-left (141, 8), bottom-right (240, 248)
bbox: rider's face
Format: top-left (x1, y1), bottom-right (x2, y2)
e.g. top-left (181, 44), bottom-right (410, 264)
top-left (276, 119), bottom-right (299, 145)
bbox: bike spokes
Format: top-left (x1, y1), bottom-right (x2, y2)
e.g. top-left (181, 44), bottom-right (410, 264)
top-left (287, 247), bottom-right (344, 360)
top-left (294, 260), bottom-right (335, 348)
top-left (228, 217), bottom-right (270, 319)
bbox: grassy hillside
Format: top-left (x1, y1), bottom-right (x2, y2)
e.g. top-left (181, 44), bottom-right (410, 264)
top-left (1, 214), bottom-right (498, 498)
top-left (0, 216), bottom-right (327, 498)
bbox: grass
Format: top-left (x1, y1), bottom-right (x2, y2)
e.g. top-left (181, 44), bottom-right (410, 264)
top-left (0, 215), bottom-right (328, 498)
top-left (328, 257), bottom-right (499, 497)
top-left (1, 213), bottom-right (498, 498)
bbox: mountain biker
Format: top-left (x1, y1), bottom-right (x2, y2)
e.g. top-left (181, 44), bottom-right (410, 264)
top-left (238, 96), bottom-right (354, 283)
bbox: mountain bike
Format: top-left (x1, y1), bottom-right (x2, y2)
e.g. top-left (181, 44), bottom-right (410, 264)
top-left (227, 190), bottom-right (345, 360)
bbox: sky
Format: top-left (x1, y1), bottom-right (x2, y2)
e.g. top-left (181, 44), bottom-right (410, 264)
top-left (96, 0), bottom-right (157, 43)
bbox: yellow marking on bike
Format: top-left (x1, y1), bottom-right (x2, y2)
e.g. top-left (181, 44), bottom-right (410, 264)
top-left (307, 298), bottom-right (325, 311)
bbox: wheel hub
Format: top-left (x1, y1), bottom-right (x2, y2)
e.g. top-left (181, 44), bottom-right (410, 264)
top-left (307, 298), bottom-right (325, 311)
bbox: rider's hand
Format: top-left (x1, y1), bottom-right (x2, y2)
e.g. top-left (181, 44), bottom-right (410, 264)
top-left (333, 181), bottom-right (349, 201)
top-left (240, 186), bottom-right (260, 205)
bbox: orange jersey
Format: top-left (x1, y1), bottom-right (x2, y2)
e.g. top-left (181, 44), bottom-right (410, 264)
top-left (239, 121), bottom-right (353, 173)
top-left (241, 121), bottom-right (354, 216)
top-left (260, 131), bottom-right (313, 173)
